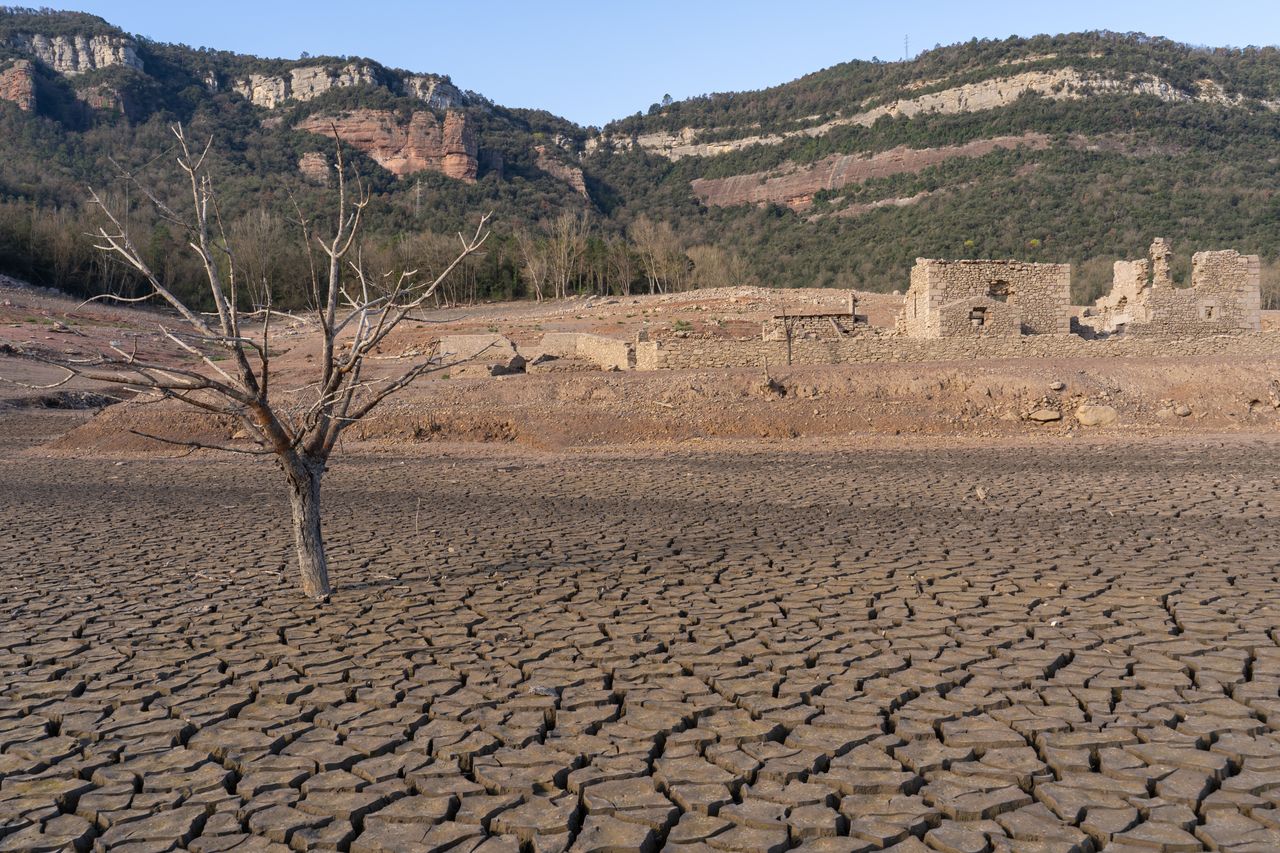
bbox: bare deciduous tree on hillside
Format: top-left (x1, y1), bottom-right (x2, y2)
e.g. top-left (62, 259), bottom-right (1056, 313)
top-left (515, 229), bottom-right (550, 302)
top-left (7, 126), bottom-right (489, 600)
top-left (546, 210), bottom-right (588, 299)
top-left (630, 215), bottom-right (686, 294)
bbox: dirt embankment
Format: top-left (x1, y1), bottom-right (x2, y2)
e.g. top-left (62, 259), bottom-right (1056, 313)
top-left (6, 278), bottom-right (1280, 455)
top-left (46, 357), bottom-right (1280, 453)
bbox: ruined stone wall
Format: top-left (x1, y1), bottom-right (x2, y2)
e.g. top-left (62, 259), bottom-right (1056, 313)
top-left (635, 330), bottom-right (1280, 370)
top-left (899, 259), bottom-right (1071, 337)
top-left (1128, 250), bottom-right (1262, 337)
top-left (1086, 242), bottom-right (1260, 337)
top-left (1092, 260), bottom-right (1153, 330)
top-left (536, 333), bottom-right (633, 370)
top-left (899, 262), bottom-right (936, 337)
top-left (761, 314), bottom-right (859, 341)
top-left (937, 296), bottom-right (1021, 337)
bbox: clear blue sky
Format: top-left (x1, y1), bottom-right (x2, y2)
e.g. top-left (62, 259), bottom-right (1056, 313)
top-left (45, 1), bottom-right (1280, 127)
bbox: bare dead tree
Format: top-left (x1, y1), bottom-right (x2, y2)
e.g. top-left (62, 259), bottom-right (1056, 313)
top-left (4, 126), bottom-right (489, 600)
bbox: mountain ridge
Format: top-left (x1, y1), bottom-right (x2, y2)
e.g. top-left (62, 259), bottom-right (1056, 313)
top-left (1, 8), bottom-right (1278, 306)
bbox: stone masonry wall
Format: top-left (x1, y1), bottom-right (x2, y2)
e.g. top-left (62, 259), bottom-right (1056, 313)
top-left (1086, 241), bottom-right (1260, 337)
top-left (761, 314), bottom-right (860, 341)
top-left (635, 330), bottom-right (1280, 370)
top-left (900, 259), bottom-right (1071, 337)
top-left (937, 296), bottom-right (1021, 337)
top-left (1127, 250), bottom-right (1262, 337)
top-left (537, 332), bottom-right (634, 370)
top-left (900, 263), bottom-right (934, 337)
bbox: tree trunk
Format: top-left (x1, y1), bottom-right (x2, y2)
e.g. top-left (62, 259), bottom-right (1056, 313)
top-left (284, 457), bottom-right (331, 599)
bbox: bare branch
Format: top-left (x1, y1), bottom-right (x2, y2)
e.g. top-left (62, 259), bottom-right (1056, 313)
top-left (128, 429), bottom-right (275, 456)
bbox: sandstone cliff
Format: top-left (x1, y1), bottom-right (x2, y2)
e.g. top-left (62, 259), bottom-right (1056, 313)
top-left (11, 33), bottom-right (142, 75)
top-left (234, 63), bottom-right (462, 110)
top-left (403, 75), bottom-right (462, 110)
top-left (295, 108), bottom-right (478, 182)
top-left (596, 67), bottom-right (1279, 160)
top-left (234, 63), bottom-right (378, 109)
top-left (76, 84), bottom-right (132, 116)
top-left (297, 152), bottom-right (331, 186)
top-left (692, 133), bottom-right (1050, 210)
top-left (0, 60), bottom-right (36, 111)
top-left (534, 145), bottom-right (589, 198)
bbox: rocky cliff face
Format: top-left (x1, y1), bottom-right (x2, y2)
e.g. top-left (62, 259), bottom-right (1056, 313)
top-left (597, 67), bottom-right (1279, 160)
top-left (295, 108), bottom-right (478, 182)
top-left (0, 60), bottom-right (36, 111)
top-left (11, 33), bottom-right (142, 75)
top-left (297, 152), bottom-right (332, 186)
top-left (403, 75), bottom-right (462, 110)
top-left (234, 63), bottom-right (377, 109)
top-left (534, 145), bottom-right (589, 198)
top-left (692, 133), bottom-right (1050, 210)
top-left (76, 84), bottom-right (130, 116)
top-left (234, 64), bottom-right (462, 110)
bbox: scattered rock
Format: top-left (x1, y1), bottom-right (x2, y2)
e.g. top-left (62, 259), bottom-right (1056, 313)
top-left (1027, 408), bottom-right (1062, 423)
top-left (1174, 404), bottom-right (1192, 418)
top-left (1049, 381), bottom-right (1066, 391)
top-left (1074, 404), bottom-right (1118, 427)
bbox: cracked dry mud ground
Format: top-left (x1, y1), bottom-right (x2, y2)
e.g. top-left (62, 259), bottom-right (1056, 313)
top-left (3, 438), bottom-right (1280, 853)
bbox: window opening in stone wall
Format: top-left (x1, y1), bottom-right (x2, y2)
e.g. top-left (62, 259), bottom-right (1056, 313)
top-left (970, 307), bottom-right (987, 328)
top-left (989, 280), bottom-right (1011, 303)
top-left (1202, 304), bottom-right (1216, 320)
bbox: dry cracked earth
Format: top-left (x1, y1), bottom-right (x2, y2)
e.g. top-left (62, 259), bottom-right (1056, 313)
top-left (3, 429), bottom-right (1280, 853)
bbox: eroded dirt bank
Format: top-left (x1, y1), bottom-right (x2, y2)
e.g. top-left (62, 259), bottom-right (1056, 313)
top-left (39, 356), bottom-right (1280, 454)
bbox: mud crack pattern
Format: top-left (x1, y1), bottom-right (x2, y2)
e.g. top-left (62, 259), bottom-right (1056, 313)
top-left (2, 441), bottom-right (1279, 852)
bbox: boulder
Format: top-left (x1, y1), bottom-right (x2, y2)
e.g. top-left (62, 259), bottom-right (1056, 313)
top-left (1027, 408), bottom-right (1062, 423)
top-left (1075, 404), bottom-right (1118, 427)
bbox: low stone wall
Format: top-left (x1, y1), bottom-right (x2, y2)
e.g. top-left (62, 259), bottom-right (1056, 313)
top-left (635, 331), bottom-right (1280, 370)
top-left (438, 333), bottom-right (517, 362)
top-left (761, 314), bottom-right (860, 341)
top-left (537, 332), bottom-right (634, 370)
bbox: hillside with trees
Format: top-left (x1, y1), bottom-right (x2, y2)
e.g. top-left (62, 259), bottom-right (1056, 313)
top-left (1, 10), bottom-right (1278, 307)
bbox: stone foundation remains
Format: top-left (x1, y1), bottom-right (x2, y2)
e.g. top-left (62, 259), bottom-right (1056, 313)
top-left (897, 259), bottom-right (1071, 337)
top-left (635, 329), bottom-right (1280, 370)
top-left (534, 332), bottom-right (634, 370)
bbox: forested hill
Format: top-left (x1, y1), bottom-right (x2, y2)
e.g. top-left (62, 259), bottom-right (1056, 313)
top-left (2, 10), bottom-right (1279, 306)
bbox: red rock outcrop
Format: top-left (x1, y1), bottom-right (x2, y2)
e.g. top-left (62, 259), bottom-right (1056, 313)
top-left (76, 84), bottom-right (132, 116)
top-left (0, 60), bottom-right (37, 111)
top-left (692, 133), bottom-right (1050, 210)
top-left (297, 152), bottom-right (331, 186)
top-left (534, 145), bottom-right (588, 198)
top-left (295, 108), bottom-right (477, 182)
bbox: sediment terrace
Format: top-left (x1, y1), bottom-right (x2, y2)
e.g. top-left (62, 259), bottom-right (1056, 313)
top-left (3, 430), bottom-right (1280, 851)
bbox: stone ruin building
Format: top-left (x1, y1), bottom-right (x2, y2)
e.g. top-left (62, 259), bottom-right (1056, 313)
top-left (1081, 238), bottom-right (1261, 337)
top-left (896, 259), bottom-right (1072, 338)
top-left (762, 293), bottom-right (863, 341)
